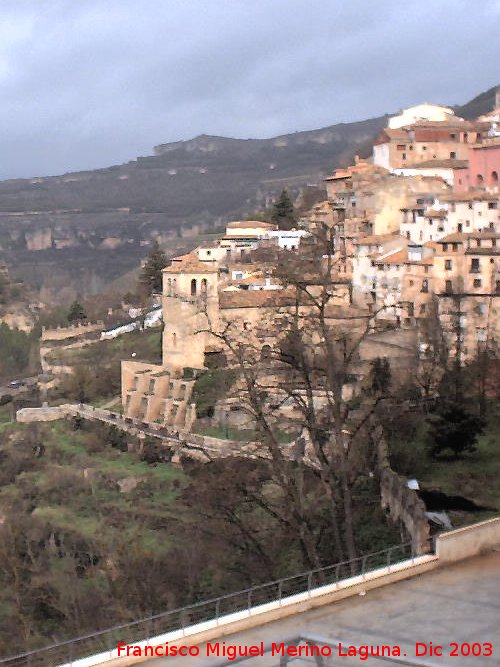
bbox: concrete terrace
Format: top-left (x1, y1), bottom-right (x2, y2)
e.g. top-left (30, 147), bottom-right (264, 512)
top-left (140, 551), bottom-right (500, 666)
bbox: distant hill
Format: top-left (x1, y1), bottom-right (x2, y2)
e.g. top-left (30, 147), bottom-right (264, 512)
top-left (0, 83), bottom-right (496, 299)
top-left (455, 84), bottom-right (499, 119)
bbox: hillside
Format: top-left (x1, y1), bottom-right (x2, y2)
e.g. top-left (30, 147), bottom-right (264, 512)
top-left (0, 83), bottom-right (497, 298)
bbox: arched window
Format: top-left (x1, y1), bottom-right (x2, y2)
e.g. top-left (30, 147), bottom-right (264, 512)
top-left (477, 174), bottom-right (484, 185)
top-left (191, 278), bottom-right (197, 296)
top-left (492, 171), bottom-right (499, 184)
top-left (172, 278), bottom-right (177, 296)
top-left (172, 332), bottom-right (177, 348)
top-left (167, 278), bottom-right (172, 296)
top-left (200, 278), bottom-right (208, 295)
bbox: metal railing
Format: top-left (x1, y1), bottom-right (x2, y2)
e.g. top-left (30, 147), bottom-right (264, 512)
top-left (0, 542), bottom-right (424, 667)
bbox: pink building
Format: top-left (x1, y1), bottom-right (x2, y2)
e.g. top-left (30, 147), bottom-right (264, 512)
top-left (454, 138), bottom-right (500, 192)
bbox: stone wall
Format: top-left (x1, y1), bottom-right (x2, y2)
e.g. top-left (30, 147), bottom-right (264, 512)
top-left (373, 423), bottom-right (431, 555)
top-left (41, 321), bottom-right (104, 342)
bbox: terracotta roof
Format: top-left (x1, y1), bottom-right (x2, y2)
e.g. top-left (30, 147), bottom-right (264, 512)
top-left (164, 253), bottom-right (218, 273)
top-left (465, 247), bottom-right (500, 256)
top-left (354, 233), bottom-right (401, 245)
top-left (226, 220), bottom-right (277, 230)
top-left (374, 249), bottom-right (407, 265)
top-left (219, 288), bottom-right (297, 310)
top-left (425, 209), bottom-right (447, 218)
top-left (436, 233), bottom-right (467, 243)
top-left (438, 231), bottom-right (500, 243)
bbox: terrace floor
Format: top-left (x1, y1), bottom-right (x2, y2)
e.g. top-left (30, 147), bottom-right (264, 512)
top-left (143, 551), bottom-right (500, 666)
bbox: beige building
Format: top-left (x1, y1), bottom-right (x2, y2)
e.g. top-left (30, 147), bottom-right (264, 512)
top-left (433, 231), bottom-right (500, 358)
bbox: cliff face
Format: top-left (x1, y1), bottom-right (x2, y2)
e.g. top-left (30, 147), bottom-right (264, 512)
top-left (0, 84), bottom-right (496, 298)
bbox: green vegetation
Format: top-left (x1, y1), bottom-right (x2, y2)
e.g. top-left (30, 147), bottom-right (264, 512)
top-left (270, 188), bottom-right (297, 230)
top-left (67, 300), bottom-right (87, 323)
top-left (191, 367), bottom-right (238, 418)
top-left (0, 323), bottom-right (34, 381)
top-left (138, 240), bottom-right (168, 295)
top-left (387, 401), bottom-right (500, 522)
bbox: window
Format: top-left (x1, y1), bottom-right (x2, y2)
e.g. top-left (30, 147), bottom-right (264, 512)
top-left (402, 153), bottom-right (406, 160)
top-left (457, 223), bottom-right (463, 232)
top-left (450, 151), bottom-right (456, 159)
top-left (477, 174), bottom-right (484, 185)
top-left (473, 278), bottom-right (482, 288)
top-left (420, 304), bottom-right (426, 314)
top-left (466, 220), bottom-right (470, 227)
top-left (470, 258), bottom-right (480, 273)
top-left (397, 144), bottom-right (406, 150)
top-left (445, 259), bottom-right (452, 270)
top-left (488, 201), bottom-right (497, 209)
top-left (468, 203), bottom-right (473, 210)
top-left (409, 280), bottom-right (414, 286)
top-left (442, 243), bottom-right (448, 251)
top-left (407, 303), bottom-right (414, 316)
top-left (422, 146), bottom-right (427, 151)
top-left (200, 278), bottom-right (208, 297)
top-left (421, 279), bottom-right (429, 293)
top-left (445, 280), bottom-right (453, 293)
top-left (190, 278), bottom-right (197, 295)
top-left (206, 250), bottom-right (211, 256)
top-left (496, 280), bottom-right (500, 294)
top-left (492, 171), bottom-right (499, 184)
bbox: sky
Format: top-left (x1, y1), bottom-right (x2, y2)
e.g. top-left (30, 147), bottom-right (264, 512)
top-left (0, 0), bottom-right (499, 180)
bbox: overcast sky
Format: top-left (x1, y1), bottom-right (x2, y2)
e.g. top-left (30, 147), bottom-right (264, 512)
top-left (0, 0), bottom-right (499, 179)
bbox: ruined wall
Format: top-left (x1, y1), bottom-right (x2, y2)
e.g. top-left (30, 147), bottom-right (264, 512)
top-left (373, 424), bottom-right (431, 555)
top-left (41, 321), bottom-right (104, 342)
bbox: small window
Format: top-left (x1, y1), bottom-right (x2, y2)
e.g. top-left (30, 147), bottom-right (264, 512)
top-left (470, 258), bottom-right (480, 273)
top-left (422, 146), bottom-right (427, 151)
top-left (450, 151), bottom-right (456, 159)
top-left (407, 303), bottom-right (414, 316)
top-left (488, 202), bottom-right (497, 209)
top-left (397, 144), bottom-right (406, 150)
top-left (473, 278), bottom-right (482, 288)
top-left (421, 279), bottom-right (429, 293)
top-left (445, 280), bottom-right (453, 293)
top-left (402, 153), bottom-right (406, 160)
top-left (445, 259), bottom-right (452, 270)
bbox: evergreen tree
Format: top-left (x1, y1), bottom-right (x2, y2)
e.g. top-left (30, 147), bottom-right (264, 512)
top-left (270, 189), bottom-right (297, 230)
top-left (67, 300), bottom-right (87, 323)
top-left (426, 401), bottom-right (484, 459)
top-left (139, 240), bottom-right (168, 295)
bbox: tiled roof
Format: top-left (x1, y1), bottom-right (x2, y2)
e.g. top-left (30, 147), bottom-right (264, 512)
top-left (219, 288), bottom-right (297, 310)
top-left (164, 253), bottom-right (218, 273)
top-left (438, 231), bottom-right (500, 243)
top-left (425, 209), bottom-right (447, 218)
top-left (354, 233), bottom-right (401, 245)
top-left (226, 220), bottom-right (277, 229)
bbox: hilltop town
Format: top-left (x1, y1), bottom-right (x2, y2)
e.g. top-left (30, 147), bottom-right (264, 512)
top-left (121, 95), bottom-right (500, 434)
